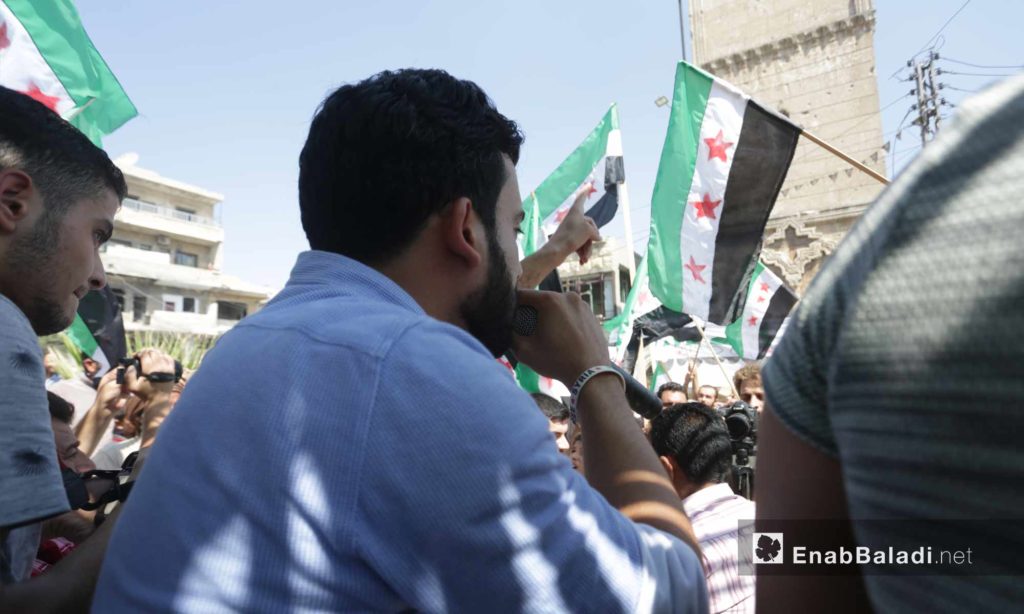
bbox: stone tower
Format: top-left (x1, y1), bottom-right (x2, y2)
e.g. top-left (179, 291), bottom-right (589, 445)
top-left (691, 0), bottom-right (887, 292)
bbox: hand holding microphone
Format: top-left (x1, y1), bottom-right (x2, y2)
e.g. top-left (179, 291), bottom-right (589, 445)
top-left (511, 290), bottom-right (662, 420)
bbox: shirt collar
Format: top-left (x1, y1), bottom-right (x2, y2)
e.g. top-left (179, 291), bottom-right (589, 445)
top-left (681, 482), bottom-right (738, 516)
top-left (284, 250), bottom-right (425, 316)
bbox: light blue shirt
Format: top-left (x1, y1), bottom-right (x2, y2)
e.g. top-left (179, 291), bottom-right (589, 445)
top-left (94, 251), bottom-right (706, 612)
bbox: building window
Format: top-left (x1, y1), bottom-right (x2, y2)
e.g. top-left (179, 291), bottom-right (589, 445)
top-left (183, 297), bottom-right (196, 313)
top-left (164, 301), bottom-right (176, 312)
top-left (110, 288), bottom-right (126, 313)
top-left (174, 251), bottom-right (199, 267)
top-left (619, 266), bottom-right (632, 303)
top-left (110, 238), bottom-right (132, 248)
top-left (217, 301), bottom-right (248, 321)
top-left (561, 274), bottom-right (611, 321)
top-left (132, 296), bottom-right (147, 322)
top-left (138, 244), bottom-right (152, 251)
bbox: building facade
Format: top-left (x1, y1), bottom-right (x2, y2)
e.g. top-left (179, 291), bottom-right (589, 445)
top-left (102, 155), bottom-right (269, 336)
top-left (691, 0), bottom-right (887, 292)
top-left (556, 237), bottom-right (638, 323)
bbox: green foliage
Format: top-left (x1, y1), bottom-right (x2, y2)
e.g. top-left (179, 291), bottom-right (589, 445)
top-left (40, 330), bottom-right (219, 377)
top-left (124, 330), bottom-right (219, 371)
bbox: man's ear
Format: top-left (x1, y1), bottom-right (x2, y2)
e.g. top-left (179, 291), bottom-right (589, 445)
top-left (0, 169), bottom-right (36, 234)
top-left (439, 196), bottom-right (484, 268)
top-left (659, 455), bottom-right (676, 481)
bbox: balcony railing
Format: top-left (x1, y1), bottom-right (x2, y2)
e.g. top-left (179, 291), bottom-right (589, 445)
top-left (122, 198), bottom-right (220, 227)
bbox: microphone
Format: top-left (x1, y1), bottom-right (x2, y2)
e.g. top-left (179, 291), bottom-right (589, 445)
top-left (512, 305), bottom-right (663, 419)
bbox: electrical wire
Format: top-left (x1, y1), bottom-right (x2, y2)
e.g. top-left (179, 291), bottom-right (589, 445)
top-left (940, 70), bottom-right (1013, 78)
top-left (943, 57), bottom-right (1024, 70)
top-left (915, 0), bottom-right (972, 55)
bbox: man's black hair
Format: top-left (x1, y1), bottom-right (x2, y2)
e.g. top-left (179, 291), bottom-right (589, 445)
top-left (650, 402), bottom-right (732, 485)
top-left (531, 393), bottom-right (569, 422)
top-left (298, 68), bottom-right (524, 265)
top-left (656, 381), bottom-right (686, 399)
top-left (0, 86), bottom-right (127, 221)
top-left (47, 391), bottom-right (75, 425)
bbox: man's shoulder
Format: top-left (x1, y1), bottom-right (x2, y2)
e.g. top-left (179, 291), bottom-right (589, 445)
top-left (0, 293), bottom-right (35, 343)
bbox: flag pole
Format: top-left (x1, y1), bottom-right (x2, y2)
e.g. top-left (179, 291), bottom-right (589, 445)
top-left (63, 97), bottom-right (96, 122)
top-left (800, 129), bottom-right (890, 186)
top-left (694, 322), bottom-right (741, 399)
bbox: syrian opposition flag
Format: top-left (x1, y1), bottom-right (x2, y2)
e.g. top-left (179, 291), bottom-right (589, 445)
top-left (65, 286), bottom-right (127, 376)
top-left (647, 61), bottom-right (799, 325)
top-left (0, 0), bottom-right (136, 146)
top-left (723, 262), bottom-right (797, 360)
top-left (521, 104), bottom-right (625, 257)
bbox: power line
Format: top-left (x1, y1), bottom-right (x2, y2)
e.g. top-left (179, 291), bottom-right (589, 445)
top-left (938, 69), bottom-right (1014, 78)
top-left (943, 57), bottom-right (1024, 70)
top-left (915, 0), bottom-right (972, 55)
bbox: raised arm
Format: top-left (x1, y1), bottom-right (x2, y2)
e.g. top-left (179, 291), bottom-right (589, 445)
top-left (517, 185), bottom-right (600, 289)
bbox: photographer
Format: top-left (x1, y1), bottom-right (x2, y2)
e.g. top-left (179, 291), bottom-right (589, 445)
top-left (652, 403), bottom-right (756, 614)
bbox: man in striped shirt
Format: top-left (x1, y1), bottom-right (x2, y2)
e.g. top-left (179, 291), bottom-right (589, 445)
top-left (652, 403), bottom-right (756, 613)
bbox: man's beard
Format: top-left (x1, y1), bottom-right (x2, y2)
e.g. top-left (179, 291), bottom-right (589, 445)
top-left (461, 232), bottom-right (516, 358)
top-left (5, 212), bottom-right (70, 335)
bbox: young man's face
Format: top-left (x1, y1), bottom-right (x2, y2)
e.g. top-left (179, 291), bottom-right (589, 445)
top-left (548, 418), bottom-right (570, 454)
top-left (696, 386), bottom-right (717, 407)
top-left (2, 183), bottom-right (117, 335)
top-left (660, 390), bottom-right (688, 408)
top-left (739, 379), bottom-right (765, 411)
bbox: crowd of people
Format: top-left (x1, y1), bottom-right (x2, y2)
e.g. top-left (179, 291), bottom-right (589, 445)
top-left (1, 65), bottom-right (1022, 613)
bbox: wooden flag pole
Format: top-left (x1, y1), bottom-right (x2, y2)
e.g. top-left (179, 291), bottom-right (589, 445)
top-left (694, 322), bottom-right (741, 400)
top-left (800, 129), bottom-right (890, 186)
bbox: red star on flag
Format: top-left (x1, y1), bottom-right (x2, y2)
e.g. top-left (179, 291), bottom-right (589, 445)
top-left (684, 256), bottom-right (707, 284)
top-left (756, 295), bottom-right (767, 303)
top-left (24, 83), bottom-right (61, 112)
top-left (704, 129), bottom-right (734, 162)
top-left (760, 282), bottom-right (770, 293)
top-left (691, 193), bottom-right (721, 220)
top-left (747, 316), bottom-right (759, 326)
top-left (585, 182), bottom-right (598, 197)
top-left (0, 22), bottom-right (11, 51)
top-left (555, 206), bottom-right (570, 223)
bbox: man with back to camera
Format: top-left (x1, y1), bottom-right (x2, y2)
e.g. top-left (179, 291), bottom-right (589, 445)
top-left (651, 403), bottom-right (755, 614)
top-left (94, 69), bottom-right (709, 612)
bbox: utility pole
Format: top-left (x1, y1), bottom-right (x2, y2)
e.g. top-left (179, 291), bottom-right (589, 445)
top-left (677, 0), bottom-right (688, 61)
top-left (912, 58), bottom-right (930, 145)
top-left (908, 51), bottom-right (944, 145)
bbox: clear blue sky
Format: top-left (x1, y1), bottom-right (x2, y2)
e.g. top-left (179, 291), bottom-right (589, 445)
top-left (76, 0), bottom-right (1021, 290)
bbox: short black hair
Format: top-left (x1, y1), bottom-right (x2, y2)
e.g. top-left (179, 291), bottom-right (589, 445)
top-left (650, 402), bottom-right (732, 485)
top-left (298, 68), bottom-right (524, 265)
top-left (0, 86), bottom-right (127, 220)
top-left (531, 393), bottom-right (569, 422)
top-left (47, 391), bottom-right (75, 425)
top-left (656, 382), bottom-right (686, 399)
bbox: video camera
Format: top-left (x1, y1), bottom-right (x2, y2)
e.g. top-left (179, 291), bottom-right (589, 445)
top-left (115, 356), bottom-right (183, 385)
top-left (722, 401), bottom-right (757, 499)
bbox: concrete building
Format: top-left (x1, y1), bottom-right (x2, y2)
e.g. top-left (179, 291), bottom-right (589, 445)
top-left (102, 155), bottom-right (270, 335)
top-left (691, 0), bottom-right (887, 292)
top-left (556, 237), bottom-right (638, 323)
